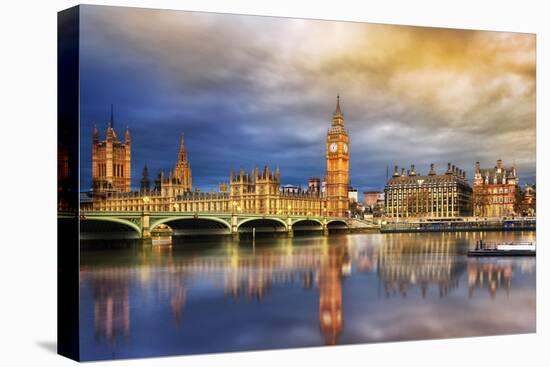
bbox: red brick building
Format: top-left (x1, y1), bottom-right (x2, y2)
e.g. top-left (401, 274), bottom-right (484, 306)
top-left (473, 160), bottom-right (518, 217)
top-left (363, 192), bottom-right (380, 208)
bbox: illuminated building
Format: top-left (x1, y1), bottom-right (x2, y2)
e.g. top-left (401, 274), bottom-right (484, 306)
top-left (519, 184), bottom-right (536, 216)
top-left (91, 106), bottom-right (131, 193)
top-left (473, 160), bottom-right (518, 217)
top-left (384, 163), bottom-right (472, 219)
top-left (348, 187), bottom-right (358, 203)
top-left (326, 95), bottom-right (350, 217)
top-left (308, 177), bottom-right (321, 195)
top-left (90, 97), bottom-right (356, 217)
top-left (153, 133), bottom-right (193, 196)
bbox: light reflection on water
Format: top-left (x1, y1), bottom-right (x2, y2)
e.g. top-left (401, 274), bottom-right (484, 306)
top-left (79, 231), bottom-right (536, 361)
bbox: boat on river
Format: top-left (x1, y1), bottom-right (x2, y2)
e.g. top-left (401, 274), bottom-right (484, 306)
top-left (467, 240), bottom-right (536, 257)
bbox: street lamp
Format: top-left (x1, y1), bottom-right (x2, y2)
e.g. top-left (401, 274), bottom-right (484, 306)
top-left (287, 204), bottom-right (292, 216)
top-left (143, 196), bottom-right (150, 211)
top-left (173, 203), bottom-right (179, 212)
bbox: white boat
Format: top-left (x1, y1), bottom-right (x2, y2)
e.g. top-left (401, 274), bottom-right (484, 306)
top-left (496, 242), bottom-right (536, 252)
top-left (468, 240), bottom-right (536, 256)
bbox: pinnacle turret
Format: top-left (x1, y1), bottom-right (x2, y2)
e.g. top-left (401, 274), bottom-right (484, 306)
top-left (331, 95), bottom-right (345, 127)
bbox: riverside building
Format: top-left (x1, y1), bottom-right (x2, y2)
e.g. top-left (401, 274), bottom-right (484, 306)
top-left (384, 163), bottom-right (473, 220)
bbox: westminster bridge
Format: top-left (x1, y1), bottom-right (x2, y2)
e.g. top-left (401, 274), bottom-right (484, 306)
top-left (78, 210), bottom-right (376, 240)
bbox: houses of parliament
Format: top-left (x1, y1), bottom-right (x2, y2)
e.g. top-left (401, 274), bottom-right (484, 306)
top-left (90, 97), bottom-right (351, 217)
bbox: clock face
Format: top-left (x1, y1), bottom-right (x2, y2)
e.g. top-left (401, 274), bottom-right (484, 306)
top-left (343, 143), bottom-right (348, 153)
top-left (330, 143), bottom-right (338, 152)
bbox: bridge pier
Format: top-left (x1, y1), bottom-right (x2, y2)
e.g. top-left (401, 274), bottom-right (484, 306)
top-left (141, 212), bottom-right (152, 245)
top-left (231, 214), bottom-right (239, 241)
top-left (287, 226), bottom-right (294, 238)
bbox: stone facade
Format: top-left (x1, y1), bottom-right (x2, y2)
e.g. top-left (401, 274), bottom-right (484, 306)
top-left (308, 177), bottom-right (321, 195)
top-left (149, 134), bottom-right (193, 197)
top-left (326, 96), bottom-right (350, 217)
top-left (91, 165), bottom-right (326, 216)
top-left (519, 184), bottom-right (536, 216)
top-left (384, 163), bottom-right (473, 219)
top-left (473, 160), bottom-right (518, 217)
top-left (90, 97), bottom-right (351, 217)
top-left (91, 111), bottom-right (131, 193)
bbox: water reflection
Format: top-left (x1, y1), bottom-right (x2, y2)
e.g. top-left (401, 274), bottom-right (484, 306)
top-left (319, 245), bottom-right (348, 345)
top-left (377, 236), bottom-right (464, 298)
top-left (90, 270), bottom-right (130, 346)
top-left (80, 232), bottom-right (536, 360)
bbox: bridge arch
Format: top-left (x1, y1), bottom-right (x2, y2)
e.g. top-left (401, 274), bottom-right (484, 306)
top-left (80, 217), bottom-right (142, 238)
top-left (237, 217), bottom-right (288, 231)
top-left (327, 219), bottom-right (349, 229)
top-left (150, 216), bottom-right (231, 233)
top-left (292, 218), bottom-right (324, 226)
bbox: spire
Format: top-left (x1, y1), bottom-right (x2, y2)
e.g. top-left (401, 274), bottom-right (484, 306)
top-left (109, 104), bottom-right (114, 129)
top-left (125, 125), bottom-right (131, 144)
top-left (331, 95), bottom-right (345, 127)
top-left (140, 165), bottom-right (150, 193)
top-left (429, 163), bottom-right (436, 175)
top-left (92, 124), bottom-right (98, 144)
top-left (334, 94), bottom-right (343, 117)
top-left (393, 165), bottom-right (399, 177)
top-left (178, 132), bottom-right (186, 162)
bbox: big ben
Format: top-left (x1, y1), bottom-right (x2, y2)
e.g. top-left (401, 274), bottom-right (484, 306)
top-left (326, 95), bottom-right (349, 217)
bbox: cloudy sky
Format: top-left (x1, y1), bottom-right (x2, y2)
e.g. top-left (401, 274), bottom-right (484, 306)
top-left (79, 5), bottom-right (536, 194)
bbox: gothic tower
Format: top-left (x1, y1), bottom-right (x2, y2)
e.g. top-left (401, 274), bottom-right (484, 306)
top-left (326, 95), bottom-right (350, 217)
top-left (173, 133), bottom-right (192, 193)
top-left (140, 165), bottom-right (150, 194)
top-left (91, 106), bottom-right (131, 193)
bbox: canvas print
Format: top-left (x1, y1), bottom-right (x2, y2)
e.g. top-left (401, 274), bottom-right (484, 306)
top-left (58, 4), bottom-right (536, 362)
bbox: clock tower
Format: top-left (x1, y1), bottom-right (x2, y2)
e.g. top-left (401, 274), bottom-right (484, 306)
top-left (326, 95), bottom-right (349, 217)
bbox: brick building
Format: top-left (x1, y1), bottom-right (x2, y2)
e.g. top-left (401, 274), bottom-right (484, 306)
top-left (473, 160), bottom-right (518, 217)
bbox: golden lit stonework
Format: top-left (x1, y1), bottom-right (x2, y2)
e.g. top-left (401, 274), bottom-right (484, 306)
top-left (91, 107), bottom-right (131, 193)
top-left (90, 97), bottom-right (354, 218)
top-left (326, 95), bottom-right (350, 217)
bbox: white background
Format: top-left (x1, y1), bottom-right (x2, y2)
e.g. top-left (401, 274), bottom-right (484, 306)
top-left (0, 0), bottom-right (547, 366)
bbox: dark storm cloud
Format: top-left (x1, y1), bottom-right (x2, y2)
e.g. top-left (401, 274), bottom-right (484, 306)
top-left (79, 5), bottom-right (536, 194)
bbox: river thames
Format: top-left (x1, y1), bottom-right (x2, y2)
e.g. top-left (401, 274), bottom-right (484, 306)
top-left (79, 231), bottom-right (536, 361)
